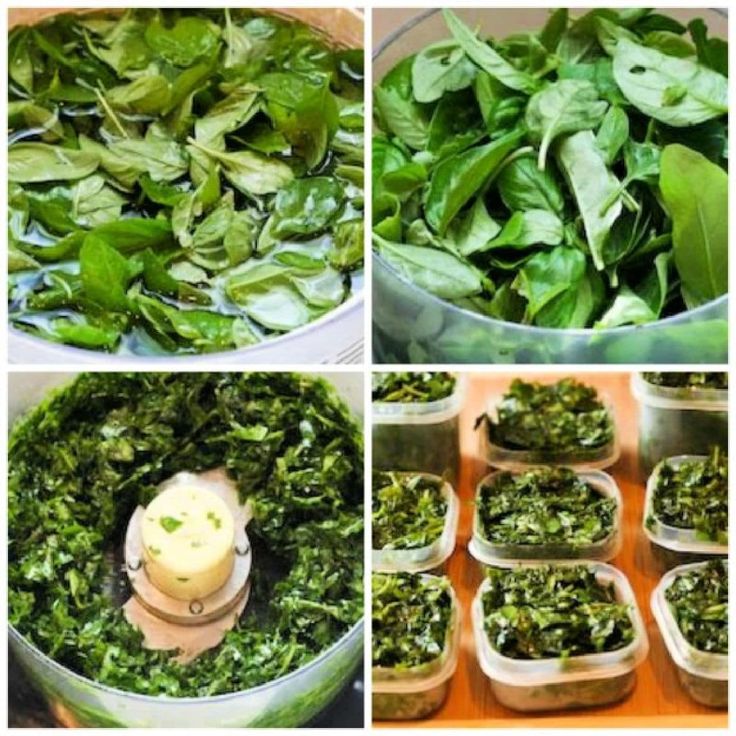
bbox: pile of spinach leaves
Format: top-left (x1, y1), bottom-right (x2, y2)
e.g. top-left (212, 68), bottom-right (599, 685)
top-left (665, 560), bottom-right (727, 654)
top-left (478, 377), bottom-right (614, 452)
top-left (482, 564), bottom-right (635, 659)
top-left (372, 371), bottom-right (456, 403)
top-left (643, 372), bottom-right (728, 390)
top-left (477, 466), bottom-right (616, 546)
top-left (372, 573), bottom-right (453, 669)
top-left (8, 9), bottom-right (364, 355)
top-left (649, 446), bottom-right (728, 543)
top-left (373, 9), bottom-right (727, 330)
top-left (373, 471), bottom-right (447, 550)
top-left (8, 373), bottom-right (363, 696)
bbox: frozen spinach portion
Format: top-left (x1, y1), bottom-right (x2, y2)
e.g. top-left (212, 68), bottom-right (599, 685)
top-left (8, 9), bottom-right (364, 355)
top-left (372, 371), bottom-right (456, 403)
top-left (643, 372), bottom-right (728, 390)
top-left (479, 377), bottom-right (614, 451)
top-left (372, 573), bottom-right (452, 668)
top-left (665, 560), bottom-right (728, 654)
top-left (8, 373), bottom-right (363, 696)
top-left (649, 446), bottom-right (728, 542)
top-left (478, 466), bottom-right (616, 545)
top-left (373, 472), bottom-right (447, 550)
top-left (482, 565), bottom-right (635, 659)
top-left (372, 8), bottom-right (727, 331)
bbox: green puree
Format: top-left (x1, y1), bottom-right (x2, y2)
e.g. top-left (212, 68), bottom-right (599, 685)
top-left (8, 9), bottom-right (364, 355)
top-left (8, 373), bottom-right (363, 696)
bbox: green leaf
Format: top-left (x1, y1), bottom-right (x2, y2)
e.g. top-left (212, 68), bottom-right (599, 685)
top-left (425, 129), bottom-right (524, 234)
top-left (525, 80), bottom-right (608, 170)
top-left (443, 9), bottom-right (538, 93)
top-left (556, 131), bottom-right (622, 270)
top-left (497, 156), bottom-right (564, 215)
top-left (595, 106), bottom-right (629, 165)
top-left (79, 236), bottom-right (132, 311)
top-left (272, 177), bottom-right (346, 237)
top-left (106, 138), bottom-right (188, 182)
top-left (612, 38), bottom-right (727, 126)
top-left (411, 40), bottom-right (476, 103)
top-left (106, 75), bottom-right (172, 114)
top-left (194, 86), bottom-right (260, 145)
top-left (9, 143), bottom-right (99, 183)
top-left (144, 16), bottom-right (220, 67)
top-left (374, 235), bottom-right (481, 300)
top-left (659, 144), bottom-right (727, 307)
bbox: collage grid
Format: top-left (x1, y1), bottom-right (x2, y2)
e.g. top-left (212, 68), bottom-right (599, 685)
top-left (3, 1), bottom-right (732, 732)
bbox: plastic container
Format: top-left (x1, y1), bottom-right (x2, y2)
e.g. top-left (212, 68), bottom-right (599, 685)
top-left (471, 562), bottom-right (649, 712)
top-left (478, 396), bottom-right (619, 472)
top-left (8, 372), bottom-right (364, 727)
top-left (651, 562), bottom-right (728, 708)
top-left (9, 7), bottom-right (364, 367)
top-left (372, 375), bottom-right (465, 484)
top-left (632, 374), bottom-right (728, 476)
top-left (469, 469), bottom-right (622, 566)
top-left (372, 7), bottom-right (728, 365)
top-left (372, 474), bottom-right (459, 574)
top-left (643, 456), bottom-right (728, 571)
top-left (372, 577), bottom-right (461, 720)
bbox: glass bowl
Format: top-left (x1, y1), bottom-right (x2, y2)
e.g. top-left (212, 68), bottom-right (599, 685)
top-left (372, 8), bottom-right (728, 365)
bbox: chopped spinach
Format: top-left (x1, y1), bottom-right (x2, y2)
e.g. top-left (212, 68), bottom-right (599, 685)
top-left (477, 466), bottom-right (616, 545)
top-left (372, 371), bottom-right (456, 403)
top-left (372, 573), bottom-right (452, 669)
top-left (8, 373), bottom-right (363, 696)
top-left (373, 8), bottom-right (727, 332)
top-left (482, 565), bottom-right (635, 659)
top-left (8, 9), bottom-right (364, 355)
top-left (643, 372), bottom-right (728, 390)
top-left (479, 377), bottom-right (614, 451)
top-left (649, 447), bottom-right (728, 542)
top-left (665, 560), bottom-right (728, 654)
top-left (373, 472), bottom-right (447, 550)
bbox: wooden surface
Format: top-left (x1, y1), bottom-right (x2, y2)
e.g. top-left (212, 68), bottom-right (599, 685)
top-left (375, 372), bottom-right (728, 728)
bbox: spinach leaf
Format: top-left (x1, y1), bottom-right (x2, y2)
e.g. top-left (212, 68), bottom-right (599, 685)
top-left (411, 40), bottom-right (476, 103)
top-left (659, 144), bottom-right (727, 308)
top-left (525, 79), bottom-right (608, 170)
top-left (497, 156), bottom-right (564, 214)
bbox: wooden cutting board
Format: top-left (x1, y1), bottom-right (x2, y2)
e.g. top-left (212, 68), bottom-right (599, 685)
top-left (375, 372), bottom-right (728, 728)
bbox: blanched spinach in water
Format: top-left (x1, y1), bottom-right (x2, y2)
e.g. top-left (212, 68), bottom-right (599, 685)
top-left (372, 8), bottom-right (727, 330)
top-left (8, 9), bottom-right (364, 355)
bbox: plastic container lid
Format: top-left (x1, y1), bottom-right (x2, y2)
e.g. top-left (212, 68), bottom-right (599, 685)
top-left (468, 469), bottom-right (623, 566)
top-left (632, 374), bottom-right (728, 412)
top-left (372, 375), bottom-right (466, 425)
top-left (471, 561), bottom-right (649, 688)
top-left (643, 456), bottom-right (728, 556)
top-left (373, 475), bottom-right (459, 573)
top-left (373, 577), bottom-right (461, 694)
top-left (479, 396), bottom-right (619, 471)
top-left (651, 561), bottom-right (728, 683)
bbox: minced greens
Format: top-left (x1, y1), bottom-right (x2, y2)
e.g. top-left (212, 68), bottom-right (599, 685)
top-left (8, 372), bottom-right (363, 697)
top-left (643, 372), bottom-right (728, 390)
top-left (482, 565), bottom-right (634, 659)
top-left (649, 446), bottom-right (728, 542)
top-left (665, 560), bottom-right (727, 654)
top-left (479, 377), bottom-right (614, 451)
top-left (373, 472), bottom-right (447, 550)
top-left (8, 9), bottom-right (364, 355)
top-left (372, 573), bottom-right (452, 669)
top-left (477, 466), bottom-right (616, 546)
top-left (372, 372), bottom-right (456, 403)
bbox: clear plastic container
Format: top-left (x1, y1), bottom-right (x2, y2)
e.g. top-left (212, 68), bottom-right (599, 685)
top-left (373, 474), bottom-right (459, 574)
top-left (372, 8), bottom-right (728, 365)
top-left (643, 456), bottom-right (728, 571)
top-left (9, 7), bottom-right (364, 367)
top-left (469, 469), bottom-right (622, 566)
top-left (372, 375), bottom-right (465, 484)
top-left (632, 374), bottom-right (728, 476)
top-left (471, 562), bottom-right (649, 712)
top-left (651, 562), bottom-right (728, 708)
top-left (8, 372), bottom-right (364, 727)
top-left (373, 578), bottom-right (461, 720)
top-left (478, 396), bottom-right (619, 472)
